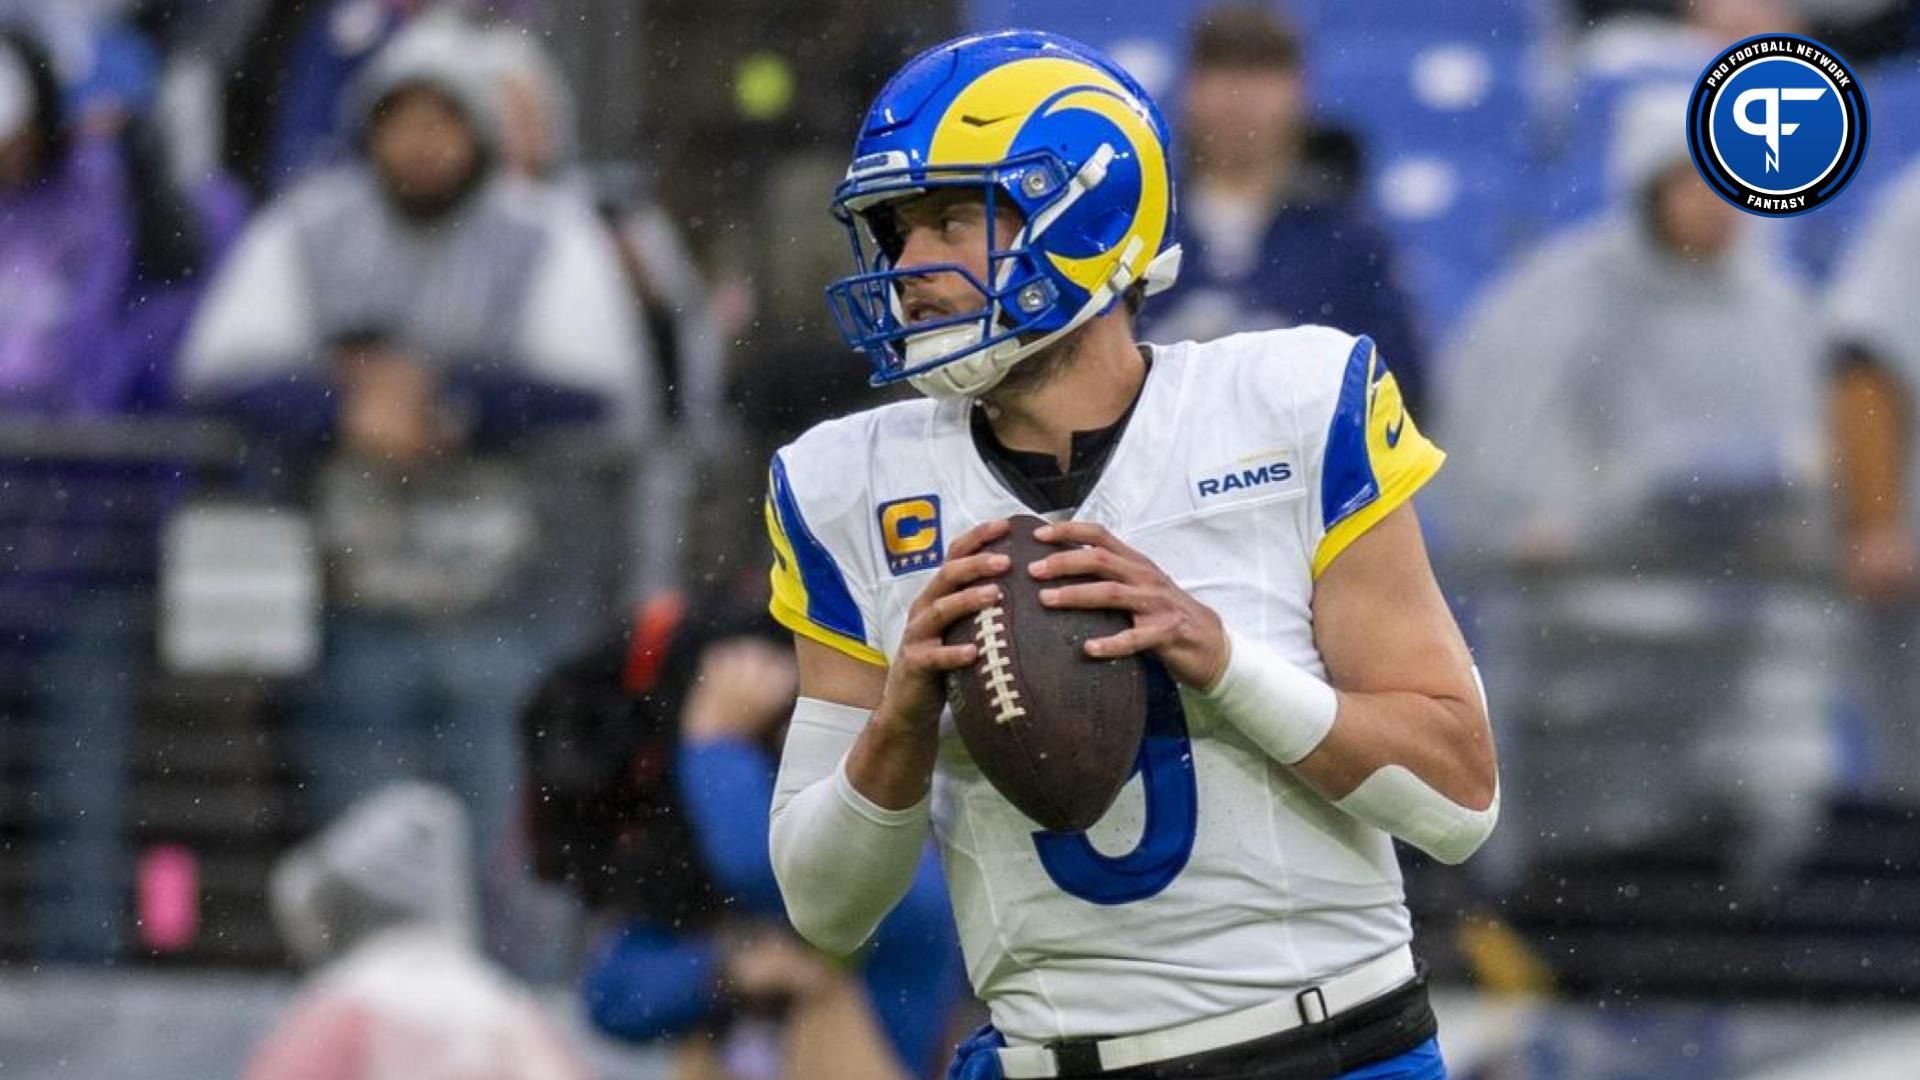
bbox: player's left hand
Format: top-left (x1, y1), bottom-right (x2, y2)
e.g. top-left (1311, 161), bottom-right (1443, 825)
top-left (1029, 520), bottom-right (1229, 690)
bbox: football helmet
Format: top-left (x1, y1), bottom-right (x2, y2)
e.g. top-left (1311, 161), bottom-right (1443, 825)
top-left (826, 30), bottom-right (1182, 398)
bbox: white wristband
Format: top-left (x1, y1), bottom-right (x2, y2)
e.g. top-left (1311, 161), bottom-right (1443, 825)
top-left (1201, 628), bottom-right (1339, 765)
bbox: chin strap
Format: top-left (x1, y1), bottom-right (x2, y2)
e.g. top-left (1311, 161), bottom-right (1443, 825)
top-left (904, 235), bottom-right (1180, 401)
top-left (1142, 245), bottom-right (1183, 296)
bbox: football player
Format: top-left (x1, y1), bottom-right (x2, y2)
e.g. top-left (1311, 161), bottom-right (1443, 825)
top-left (764, 30), bottom-right (1496, 1079)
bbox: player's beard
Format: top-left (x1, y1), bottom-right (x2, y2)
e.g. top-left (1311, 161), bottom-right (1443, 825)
top-left (985, 319), bottom-right (1091, 402)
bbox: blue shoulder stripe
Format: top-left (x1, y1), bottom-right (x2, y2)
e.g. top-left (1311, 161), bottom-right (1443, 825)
top-left (1321, 334), bottom-right (1382, 529)
top-left (769, 454), bottom-right (868, 645)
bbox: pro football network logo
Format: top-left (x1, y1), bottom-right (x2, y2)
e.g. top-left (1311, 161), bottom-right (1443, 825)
top-left (1687, 34), bottom-right (1868, 217)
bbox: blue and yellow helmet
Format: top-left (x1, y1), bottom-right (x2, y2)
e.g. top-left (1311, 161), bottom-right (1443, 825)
top-left (826, 30), bottom-right (1183, 398)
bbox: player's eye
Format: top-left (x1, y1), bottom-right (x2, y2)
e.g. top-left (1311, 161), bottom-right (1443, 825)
top-left (939, 204), bottom-right (985, 239)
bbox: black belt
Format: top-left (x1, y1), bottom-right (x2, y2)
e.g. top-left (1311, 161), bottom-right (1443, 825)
top-left (1064, 964), bottom-right (1437, 1079)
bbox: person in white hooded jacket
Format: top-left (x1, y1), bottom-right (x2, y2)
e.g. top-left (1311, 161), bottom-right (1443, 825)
top-left (178, 14), bottom-right (653, 924)
top-left (1430, 86), bottom-right (1835, 894)
top-left (247, 781), bottom-right (589, 1080)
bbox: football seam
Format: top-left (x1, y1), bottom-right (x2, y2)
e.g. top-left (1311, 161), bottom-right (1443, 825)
top-left (972, 603), bottom-right (1027, 726)
top-left (980, 586), bottom-right (1079, 831)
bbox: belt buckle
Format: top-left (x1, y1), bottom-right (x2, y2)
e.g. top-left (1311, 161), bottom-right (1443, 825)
top-left (1047, 1038), bottom-right (1104, 1077)
top-left (1294, 985), bottom-right (1330, 1025)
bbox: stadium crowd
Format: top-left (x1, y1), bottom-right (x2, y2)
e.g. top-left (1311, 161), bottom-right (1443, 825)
top-left (2, 0), bottom-right (1918, 1076)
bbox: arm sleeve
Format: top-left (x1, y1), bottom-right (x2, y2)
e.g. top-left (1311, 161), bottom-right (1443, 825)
top-left (675, 738), bottom-right (784, 914)
top-left (582, 922), bottom-right (723, 1043)
top-left (767, 698), bottom-right (930, 956)
top-left (198, 378), bottom-right (340, 461)
top-left (1304, 334), bottom-right (1446, 578)
top-left (764, 452), bottom-right (886, 667)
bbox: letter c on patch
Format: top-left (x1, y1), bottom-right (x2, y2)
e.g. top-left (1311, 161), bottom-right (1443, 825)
top-left (881, 498), bottom-right (939, 556)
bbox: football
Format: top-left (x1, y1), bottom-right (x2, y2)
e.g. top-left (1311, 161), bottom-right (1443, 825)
top-left (942, 515), bottom-right (1149, 833)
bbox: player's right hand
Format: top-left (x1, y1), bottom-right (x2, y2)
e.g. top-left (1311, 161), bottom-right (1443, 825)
top-left (876, 518), bottom-right (1012, 733)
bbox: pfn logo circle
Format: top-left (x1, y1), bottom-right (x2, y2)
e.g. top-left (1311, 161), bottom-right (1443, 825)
top-left (1687, 34), bottom-right (1868, 217)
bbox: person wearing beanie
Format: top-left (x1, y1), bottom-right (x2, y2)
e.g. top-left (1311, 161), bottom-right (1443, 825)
top-left (247, 782), bottom-right (590, 1080)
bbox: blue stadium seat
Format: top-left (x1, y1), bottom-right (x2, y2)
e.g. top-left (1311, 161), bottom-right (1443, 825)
top-left (1360, 150), bottom-right (1536, 339)
top-left (1287, 0), bottom-right (1550, 42)
top-left (1301, 34), bottom-right (1546, 338)
top-left (963, 0), bottom-right (1189, 98)
top-left (1310, 36), bottom-right (1536, 160)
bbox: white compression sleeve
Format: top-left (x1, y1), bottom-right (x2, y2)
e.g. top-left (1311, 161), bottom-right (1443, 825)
top-left (1334, 665), bottom-right (1499, 864)
top-left (1332, 768), bottom-right (1500, 865)
top-left (768, 697), bottom-right (930, 956)
top-left (1200, 628), bottom-right (1340, 765)
top-left (1204, 634), bottom-right (1498, 864)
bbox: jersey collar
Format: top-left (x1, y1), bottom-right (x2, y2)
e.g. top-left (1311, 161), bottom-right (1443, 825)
top-left (928, 341), bottom-right (1191, 530)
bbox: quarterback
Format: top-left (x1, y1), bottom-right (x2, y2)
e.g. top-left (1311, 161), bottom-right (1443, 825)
top-left (764, 30), bottom-right (1496, 1080)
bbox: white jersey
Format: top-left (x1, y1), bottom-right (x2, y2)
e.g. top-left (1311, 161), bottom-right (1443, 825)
top-left (766, 327), bottom-right (1445, 1044)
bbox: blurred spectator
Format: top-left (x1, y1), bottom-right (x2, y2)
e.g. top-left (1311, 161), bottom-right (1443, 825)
top-left (1, 24), bottom-right (150, 965)
top-left (178, 13), bottom-right (652, 935)
top-left (261, 0), bottom-right (546, 191)
top-left (0, 27), bottom-right (133, 413)
top-left (1139, 4), bottom-right (1428, 413)
top-left (590, 167), bottom-right (728, 598)
top-left (1433, 88), bottom-right (1834, 894)
top-left (478, 22), bottom-right (576, 184)
top-left (522, 591), bottom-right (964, 1079)
top-left (1827, 159), bottom-right (1920, 805)
top-left (117, 109), bottom-right (249, 404)
top-left (264, 0), bottom-right (430, 189)
top-left (0, 0), bottom-right (153, 124)
top-left (481, 23), bottom-right (724, 597)
top-left (0, 0), bottom-right (254, 377)
top-left (1438, 88), bottom-right (1824, 557)
top-left (249, 781), bottom-right (590, 1080)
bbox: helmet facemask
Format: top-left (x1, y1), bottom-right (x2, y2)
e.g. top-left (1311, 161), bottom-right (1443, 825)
top-left (828, 153), bottom-right (1088, 398)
